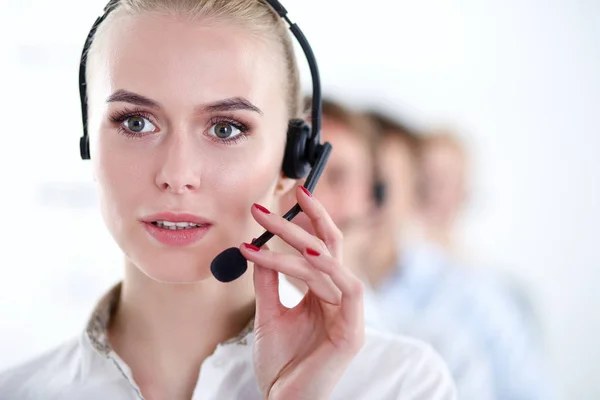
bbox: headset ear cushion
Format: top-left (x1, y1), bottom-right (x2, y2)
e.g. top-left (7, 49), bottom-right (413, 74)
top-left (282, 119), bottom-right (312, 179)
top-left (80, 136), bottom-right (91, 160)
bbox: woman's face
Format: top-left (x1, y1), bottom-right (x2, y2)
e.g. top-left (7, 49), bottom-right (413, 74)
top-left (378, 134), bottom-right (417, 228)
top-left (87, 12), bottom-right (291, 283)
top-left (419, 141), bottom-right (468, 226)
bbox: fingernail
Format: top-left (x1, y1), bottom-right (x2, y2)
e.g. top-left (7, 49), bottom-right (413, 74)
top-left (306, 248), bottom-right (320, 256)
top-left (253, 203), bottom-right (271, 214)
top-left (299, 185), bottom-right (312, 198)
top-left (243, 243), bottom-right (260, 252)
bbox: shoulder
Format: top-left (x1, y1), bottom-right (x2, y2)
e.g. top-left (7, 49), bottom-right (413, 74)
top-left (454, 268), bottom-right (532, 334)
top-left (426, 257), bottom-right (525, 326)
top-left (364, 328), bottom-right (457, 394)
top-left (333, 327), bottom-right (457, 400)
top-left (0, 337), bottom-right (82, 399)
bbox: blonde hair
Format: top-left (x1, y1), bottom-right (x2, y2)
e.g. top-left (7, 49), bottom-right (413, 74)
top-left (87, 0), bottom-right (302, 118)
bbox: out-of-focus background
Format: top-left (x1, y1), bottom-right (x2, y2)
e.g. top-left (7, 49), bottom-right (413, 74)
top-left (0, 0), bottom-right (598, 399)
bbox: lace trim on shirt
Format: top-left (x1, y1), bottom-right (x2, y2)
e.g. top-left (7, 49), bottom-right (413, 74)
top-left (224, 316), bottom-right (254, 346)
top-left (85, 282), bottom-right (122, 356)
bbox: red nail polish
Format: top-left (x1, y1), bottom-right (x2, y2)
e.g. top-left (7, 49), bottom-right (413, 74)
top-left (243, 243), bottom-right (260, 252)
top-left (253, 203), bottom-right (271, 214)
top-left (306, 248), bottom-right (320, 256)
top-left (299, 185), bottom-right (312, 197)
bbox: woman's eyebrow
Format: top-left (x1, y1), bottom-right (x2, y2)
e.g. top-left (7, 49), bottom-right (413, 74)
top-left (203, 97), bottom-right (263, 115)
top-left (107, 90), bottom-right (160, 108)
top-left (107, 90), bottom-right (263, 115)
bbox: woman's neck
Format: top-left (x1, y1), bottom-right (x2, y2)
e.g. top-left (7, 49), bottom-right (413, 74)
top-left (422, 221), bottom-right (455, 254)
top-left (108, 259), bottom-right (255, 400)
top-left (365, 225), bottom-right (400, 289)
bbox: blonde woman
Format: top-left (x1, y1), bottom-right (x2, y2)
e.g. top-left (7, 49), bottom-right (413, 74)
top-left (0, 1), bottom-right (456, 399)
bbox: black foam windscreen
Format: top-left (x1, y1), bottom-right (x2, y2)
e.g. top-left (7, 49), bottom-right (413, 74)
top-left (210, 247), bottom-right (248, 283)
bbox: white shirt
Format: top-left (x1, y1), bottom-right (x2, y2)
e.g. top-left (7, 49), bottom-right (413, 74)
top-left (0, 279), bottom-right (457, 400)
top-left (281, 273), bottom-right (495, 400)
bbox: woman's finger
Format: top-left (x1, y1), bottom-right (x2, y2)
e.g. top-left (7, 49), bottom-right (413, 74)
top-left (240, 243), bottom-right (341, 305)
top-left (250, 202), bottom-right (330, 257)
top-left (253, 244), bottom-right (285, 325)
top-left (303, 247), bottom-right (364, 328)
top-left (295, 185), bottom-right (344, 260)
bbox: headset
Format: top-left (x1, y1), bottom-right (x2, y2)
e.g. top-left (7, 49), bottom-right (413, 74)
top-left (78, 0), bottom-right (332, 282)
top-left (78, 0), bottom-right (327, 182)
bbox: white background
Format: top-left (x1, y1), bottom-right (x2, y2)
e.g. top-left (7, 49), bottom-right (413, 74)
top-left (0, 0), bottom-right (598, 399)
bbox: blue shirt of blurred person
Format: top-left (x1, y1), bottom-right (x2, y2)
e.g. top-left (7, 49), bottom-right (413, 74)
top-left (371, 241), bottom-right (552, 400)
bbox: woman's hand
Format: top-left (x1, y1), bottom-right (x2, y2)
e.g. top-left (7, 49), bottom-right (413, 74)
top-left (240, 185), bottom-right (365, 400)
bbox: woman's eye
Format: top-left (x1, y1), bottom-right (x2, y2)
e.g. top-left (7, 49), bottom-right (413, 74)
top-left (123, 116), bottom-right (156, 134)
top-left (209, 122), bottom-right (242, 140)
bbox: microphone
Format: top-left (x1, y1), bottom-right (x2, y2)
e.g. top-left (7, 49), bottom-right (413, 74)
top-left (210, 143), bottom-right (332, 283)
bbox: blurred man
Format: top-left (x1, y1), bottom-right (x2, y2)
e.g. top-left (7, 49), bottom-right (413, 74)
top-left (276, 98), bottom-right (384, 326)
top-left (277, 99), bottom-right (496, 400)
top-left (415, 131), bottom-right (470, 255)
top-left (367, 116), bottom-right (551, 400)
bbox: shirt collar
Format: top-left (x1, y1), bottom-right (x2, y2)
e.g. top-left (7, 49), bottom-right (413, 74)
top-left (84, 282), bottom-right (255, 357)
top-left (85, 283), bottom-right (121, 356)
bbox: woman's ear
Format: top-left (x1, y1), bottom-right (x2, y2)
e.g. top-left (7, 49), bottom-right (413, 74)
top-left (274, 171), bottom-right (298, 199)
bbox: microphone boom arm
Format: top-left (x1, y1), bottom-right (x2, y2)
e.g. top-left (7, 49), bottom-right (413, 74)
top-left (252, 142), bottom-right (332, 248)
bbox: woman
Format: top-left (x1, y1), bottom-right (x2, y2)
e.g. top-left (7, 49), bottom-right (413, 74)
top-left (0, 1), bottom-right (456, 399)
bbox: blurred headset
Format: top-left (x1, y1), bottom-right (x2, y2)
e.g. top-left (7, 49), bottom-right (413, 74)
top-left (373, 179), bottom-right (386, 207)
top-left (78, 0), bottom-right (329, 184)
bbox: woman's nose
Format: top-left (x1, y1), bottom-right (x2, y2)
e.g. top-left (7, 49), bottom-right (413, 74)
top-left (154, 133), bottom-right (201, 194)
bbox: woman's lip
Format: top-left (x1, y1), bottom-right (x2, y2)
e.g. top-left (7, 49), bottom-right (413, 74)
top-left (142, 221), bottom-right (212, 246)
top-left (141, 212), bottom-right (213, 225)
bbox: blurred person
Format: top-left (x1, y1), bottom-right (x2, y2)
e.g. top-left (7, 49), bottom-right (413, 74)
top-left (416, 130), bottom-right (540, 324)
top-left (0, 1), bottom-right (457, 399)
top-left (415, 130), bottom-right (469, 255)
top-left (362, 111), bottom-right (422, 287)
top-left (416, 130), bottom-right (540, 334)
top-left (277, 98), bottom-right (386, 327)
top-left (278, 99), bottom-right (496, 400)
top-left (367, 114), bottom-right (552, 400)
